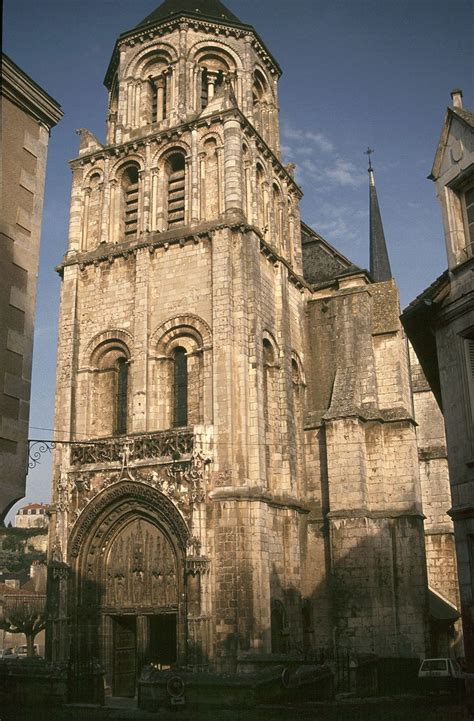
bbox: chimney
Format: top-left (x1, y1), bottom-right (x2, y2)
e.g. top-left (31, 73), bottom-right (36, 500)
top-left (451, 89), bottom-right (463, 109)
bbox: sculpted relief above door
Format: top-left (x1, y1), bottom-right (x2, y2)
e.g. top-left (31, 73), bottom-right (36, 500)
top-left (104, 518), bottom-right (178, 611)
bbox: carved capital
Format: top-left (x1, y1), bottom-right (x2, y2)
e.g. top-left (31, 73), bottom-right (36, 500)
top-left (52, 562), bottom-right (71, 581)
top-left (185, 556), bottom-right (210, 576)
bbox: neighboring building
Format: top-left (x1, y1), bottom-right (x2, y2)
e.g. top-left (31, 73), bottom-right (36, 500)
top-left (46, 0), bottom-right (458, 697)
top-left (14, 502), bottom-right (50, 530)
top-left (402, 90), bottom-right (474, 667)
top-left (409, 345), bottom-right (461, 656)
top-left (0, 55), bottom-right (62, 521)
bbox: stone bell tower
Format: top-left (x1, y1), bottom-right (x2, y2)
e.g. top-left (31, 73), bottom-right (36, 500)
top-left (47, 0), bottom-right (309, 691)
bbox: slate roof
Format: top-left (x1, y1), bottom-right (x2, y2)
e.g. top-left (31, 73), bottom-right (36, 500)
top-left (135, 0), bottom-right (245, 30)
top-left (451, 105), bottom-right (474, 128)
top-left (369, 168), bottom-right (392, 282)
top-left (301, 222), bottom-right (362, 285)
top-left (428, 588), bottom-right (460, 622)
top-left (104, 0), bottom-right (281, 89)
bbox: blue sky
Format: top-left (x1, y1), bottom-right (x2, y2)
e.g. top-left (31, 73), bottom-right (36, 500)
top-left (3, 0), bottom-right (473, 518)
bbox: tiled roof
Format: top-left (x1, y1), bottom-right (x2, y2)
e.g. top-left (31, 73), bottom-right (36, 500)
top-left (17, 502), bottom-right (49, 511)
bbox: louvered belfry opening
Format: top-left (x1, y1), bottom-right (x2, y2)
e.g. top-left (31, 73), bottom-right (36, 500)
top-left (201, 68), bottom-right (209, 109)
top-left (122, 165), bottom-right (139, 237)
top-left (167, 153), bottom-right (186, 227)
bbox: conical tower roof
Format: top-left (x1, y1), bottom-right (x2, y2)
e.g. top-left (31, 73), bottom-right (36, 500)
top-left (135, 0), bottom-right (245, 30)
top-left (367, 151), bottom-right (392, 282)
top-left (105, 0), bottom-right (281, 89)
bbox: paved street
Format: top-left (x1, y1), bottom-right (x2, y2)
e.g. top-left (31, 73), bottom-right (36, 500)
top-left (4, 695), bottom-right (472, 721)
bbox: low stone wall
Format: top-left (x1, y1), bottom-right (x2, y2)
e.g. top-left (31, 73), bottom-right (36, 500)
top-left (0, 657), bottom-right (105, 709)
top-left (138, 663), bottom-right (334, 711)
top-left (0, 658), bottom-right (68, 708)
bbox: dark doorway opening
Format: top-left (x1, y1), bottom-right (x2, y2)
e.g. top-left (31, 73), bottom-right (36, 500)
top-left (113, 615), bottom-right (137, 697)
top-left (148, 613), bottom-right (177, 668)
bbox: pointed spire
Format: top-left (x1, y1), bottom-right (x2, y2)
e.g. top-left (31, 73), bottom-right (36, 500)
top-left (365, 148), bottom-right (392, 282)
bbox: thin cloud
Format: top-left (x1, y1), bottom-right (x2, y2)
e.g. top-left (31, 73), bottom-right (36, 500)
top-left (282, 125), bottom-right (334, 153)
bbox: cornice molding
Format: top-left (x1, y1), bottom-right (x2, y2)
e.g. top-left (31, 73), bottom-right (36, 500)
top-left (1, 53), bottom-right (63, 129)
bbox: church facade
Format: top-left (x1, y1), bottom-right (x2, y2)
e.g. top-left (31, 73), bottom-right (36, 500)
top-left (47, 0), bottom-right (458, 695)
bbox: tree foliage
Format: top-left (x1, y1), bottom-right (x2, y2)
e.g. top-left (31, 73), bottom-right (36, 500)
top-left (0, 594), bottom-right (46, 657)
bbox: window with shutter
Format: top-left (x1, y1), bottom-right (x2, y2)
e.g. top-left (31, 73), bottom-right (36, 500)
top-left (166, 153), bottom-right (186, 228)
top-left (463, 186), bottom-right (474, 253)
top-left (466, 335), bottom-right (474, 421)
top-left (121, 165), bottom-right (139, 238)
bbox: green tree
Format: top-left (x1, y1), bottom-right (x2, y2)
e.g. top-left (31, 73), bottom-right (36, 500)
top-left (0, 593), bottom-right (46, 657)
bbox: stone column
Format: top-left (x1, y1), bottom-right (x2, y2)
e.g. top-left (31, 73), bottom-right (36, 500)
top-left (207, 71), bottom-right (219, 101)
top-left (100, 156), bottom-right (110, 244)
top-left (132, 248), bottom-right (149, 433)
top-left (157, 168), bottom-right (166, 231)
top-left (217, 146), bottom-right (224, 216)
top-left (108, 179), bottom-right (118, 244)
top-left (134, 81), bottom-right (141, 128)
top-left (127, 82), bottom-right (133, 127)
top-left (150, 168), bottom-right (159, 231)
top-left (178, 23), bottom-right (188, 117)
top-left (81, 188), bottom-right (91, 251)
top-left (223, 115), bottom-right (243, 219)
top-left (191, 128), bottom-right (199, 223)
top-left (156, 77), bottom-right (165, 122)
top-left (142, 143), bottom-right (152, 232)
top-left (199, 152), bottom-right (206, 221)
top-left (138, 170), bottom-right (145, 234)
top-left (67, 166), bottom-right (84, 254)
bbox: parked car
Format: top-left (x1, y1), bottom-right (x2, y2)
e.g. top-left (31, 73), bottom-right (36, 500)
top-left (15, 644), bottom-right (39, 658)
top-left (418, 658), bottom-right (464, 695)
top-left (0, 648), bottom-right (18, 660)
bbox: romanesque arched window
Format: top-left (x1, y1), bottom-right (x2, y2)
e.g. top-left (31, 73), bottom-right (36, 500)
top-left (173, 347), bottom-right (188, 428)
top-left (137, 53), bottom-right (173, 125)
top-left (165, 152), bottom-right (186, 228)
top-left (150, 316), bottom-right (211, 431)
top-left (252, 69), bottom-right (270, 139)
top-left (121, 164), bottom-right (139, 238)
top-left (195, 49), bottom-right (235, 111)
top-left (88, 338), bottom-right (131, 438)
top-left (263, 336), bottom-right (280, 490)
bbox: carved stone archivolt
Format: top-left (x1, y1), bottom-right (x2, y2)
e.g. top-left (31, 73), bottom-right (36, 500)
top-left (68, 480), bottom-right (190, 558)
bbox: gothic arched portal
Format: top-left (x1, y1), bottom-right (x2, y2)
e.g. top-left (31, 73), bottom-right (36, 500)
top-left (67, 481), bottom-right (189, 697)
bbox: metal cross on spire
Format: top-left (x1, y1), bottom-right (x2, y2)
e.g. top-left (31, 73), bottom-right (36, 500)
top-left (365, 146), bottom-right (374, 171)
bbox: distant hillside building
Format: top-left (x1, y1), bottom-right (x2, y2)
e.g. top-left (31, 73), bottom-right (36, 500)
top-left (0, 54), bottom-right (62, 521)
top-left (47, 0), bottom-right (458, 697)
top-left (15, 502), bottom-right (50, 530)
